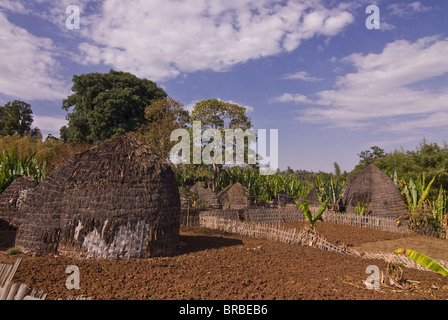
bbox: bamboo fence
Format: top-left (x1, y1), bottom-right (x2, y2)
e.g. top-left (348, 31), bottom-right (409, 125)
top-left (199, 214), bottom-right (347, 254)
top-left (246, 207), bottom-right (305, 224)
top-left (322, 211), bottom-right (410, 233)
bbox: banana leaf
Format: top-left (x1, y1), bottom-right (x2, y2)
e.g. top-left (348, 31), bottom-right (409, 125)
top-left (419, 170), bottom-right (444, 206)
top-left (394, 248), bottom-right (448, 276)
top-left (295, 194), bottom-right (328, 228)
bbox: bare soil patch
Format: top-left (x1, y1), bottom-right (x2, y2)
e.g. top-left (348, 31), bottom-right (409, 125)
top-left (1, 225), bottom-right (448, 300)
top-left (282, 221), bottom-right (415, 246)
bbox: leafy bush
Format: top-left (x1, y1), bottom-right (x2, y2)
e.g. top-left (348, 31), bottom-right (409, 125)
top-left (6, 247), bottom-right (20, 256)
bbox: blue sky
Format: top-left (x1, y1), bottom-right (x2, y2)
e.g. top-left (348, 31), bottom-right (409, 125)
top-left (0, 0), bottom-right (447, 173)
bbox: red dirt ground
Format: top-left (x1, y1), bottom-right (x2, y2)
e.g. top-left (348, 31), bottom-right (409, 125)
top-left (1, 223), bottom-right (448, 300)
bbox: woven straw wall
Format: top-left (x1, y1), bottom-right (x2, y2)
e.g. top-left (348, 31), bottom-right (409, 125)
top-left (14, 134), bottom-right (180, 259)
top-left (0, 176), bottom-right (38, 228)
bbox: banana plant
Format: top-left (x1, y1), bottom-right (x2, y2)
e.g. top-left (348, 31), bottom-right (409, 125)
top-left (315, 175), bottom-right (345, 211)
top-left (396, 170), bottom-right (444, 214)
top-left (295, 193), bottom-right (329, 229)
top-left (431, 187), bottom-right (447, 228)
top-left (395, 248), bottom-right (448, 276)
top-left (355, 201), bottom-right (369, 216)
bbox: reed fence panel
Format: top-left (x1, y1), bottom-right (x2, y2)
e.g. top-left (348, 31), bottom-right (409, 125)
top-left (322, 211), bottom-right (410, 234)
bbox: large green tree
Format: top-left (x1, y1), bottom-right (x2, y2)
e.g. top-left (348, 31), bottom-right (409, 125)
top-left (191, 99), bottom-right (252, 131)
top-left (61, 70), bottom-right (167, 144)
top-left (136, 97), bottom-right (190, 159)
top-left (357, 146), bottom-right (385, 167)
top-left (0, 100), bottom-right (34, 136)
top-left (375, 139), bottom-right (448, 192)
top-left (190, 99), bottom-right (253, 190)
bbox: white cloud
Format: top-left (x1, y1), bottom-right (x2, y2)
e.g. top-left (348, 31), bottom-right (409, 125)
top-left (379, 21), bottom-right (396, 31)
top-left (33, 115), bottom-right (68, 135)
top-left (77, 0), bottom-right (354, 81)
top-left (387, 1), bottom-right (432, 18)
top-left (0, 13), bottom-right (70, 100)
top-left (292, 36), bottom-right (448, 133)
top-left (0, 0), bottom-right (29, 14)
top-left (271, 93), bottom-right (310, 103)
top-left (282, 71), bottom-right (322, 82)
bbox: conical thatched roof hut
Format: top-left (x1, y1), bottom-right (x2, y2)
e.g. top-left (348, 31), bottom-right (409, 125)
top-left (305, 187), bottom-right (320, 205)
top-left (218, 182), bottom-right (252, 210)
top-left (15, 134), bottom-right (180, 259)
top-left (189, 182), bottom-right (221, 209)
top-left (0, 176), bottom-right (38, 228)
top-left (341, 164), bottom-right (408, 218)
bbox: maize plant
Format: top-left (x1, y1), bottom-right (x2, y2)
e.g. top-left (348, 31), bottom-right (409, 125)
top-left (218, 166), bottom-right (310, 204)
top-left (0, 148), bottom-right (46, 193)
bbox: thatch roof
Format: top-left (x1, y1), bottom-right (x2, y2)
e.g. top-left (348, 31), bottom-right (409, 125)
top-left (341, 164), bottom-right (408, 218)
top-left (218, 182), bottom-right (252, 210)
top-left (15, 134), bottom-right (180, 259)
top-left (189, 182), bottom-right (221, 209)
top-left (305, 187), bottom-right (320, 205)
top-left (0, 176), bottom-right (38, 228)
top-left (273, 190), bottom-right (295, 207)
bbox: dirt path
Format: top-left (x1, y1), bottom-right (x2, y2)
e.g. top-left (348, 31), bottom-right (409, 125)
top-left (1, 225), bottom-right (448, 300)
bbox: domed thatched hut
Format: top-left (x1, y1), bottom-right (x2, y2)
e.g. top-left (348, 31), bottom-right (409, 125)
top-left (341, 164), bottom-right (408, 219)
top-left (0, 176), bottom-right (38, 228)
top-left (305, 188), bottom-right (320, 206)
top-left (218, 182), bottom-right (252, 210)
top-left (14, 134), bottom-right (180, 259)
top-left (189, 182), bottom-right (221, 209)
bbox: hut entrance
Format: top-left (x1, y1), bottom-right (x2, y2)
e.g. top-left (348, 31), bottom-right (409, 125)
top-left (0, 219), bottom-right (16, 251)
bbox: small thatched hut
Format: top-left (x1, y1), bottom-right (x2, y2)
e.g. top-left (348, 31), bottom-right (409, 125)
top-left (189, 182), bottom-right (221, 209)
top-left (14, 134), bottom-right (180, 259)
top-left (218, 182), bottom-right (252, 210)
top-left (305, 187), bottom-right (321, 206)
top-left (341, 164), bottom-right (408, 219)
top-left (273, 190), bottom-right (296, 207)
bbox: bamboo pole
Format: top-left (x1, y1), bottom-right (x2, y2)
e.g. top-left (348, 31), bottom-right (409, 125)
top-left (14, 283), bottom-right (29, 300)
top-left (0, 281), bottom-right (12, 300)
top-left (6, 282), bottom-right (19, 300)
